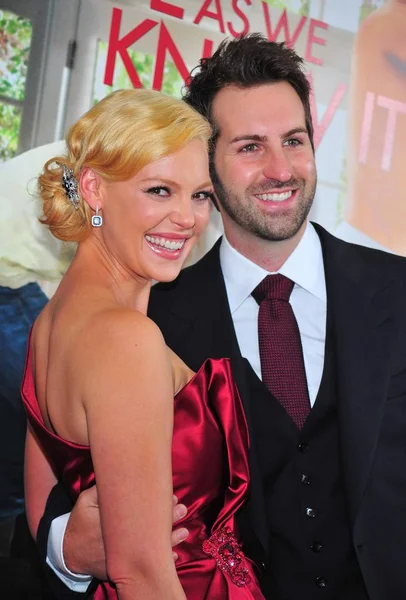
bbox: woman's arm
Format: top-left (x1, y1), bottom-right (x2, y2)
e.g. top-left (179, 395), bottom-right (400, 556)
top-left (25, 425), bottom-right (58, 540)
top-left (81, 311), bottom-right (186, 600)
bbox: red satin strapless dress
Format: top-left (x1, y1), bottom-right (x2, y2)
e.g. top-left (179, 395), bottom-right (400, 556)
top-left (22, 349), bottom-right (265, 599)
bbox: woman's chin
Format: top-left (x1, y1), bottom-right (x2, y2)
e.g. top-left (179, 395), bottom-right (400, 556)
top-left (149, 263), bottom-right (185, 284)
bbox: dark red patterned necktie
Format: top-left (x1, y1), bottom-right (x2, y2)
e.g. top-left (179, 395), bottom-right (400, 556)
top-left (252, 274), bottom-right (310, 429)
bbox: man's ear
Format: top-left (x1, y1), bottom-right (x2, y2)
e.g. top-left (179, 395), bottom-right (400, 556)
top-left (80, 167), bottom-right (103, 211)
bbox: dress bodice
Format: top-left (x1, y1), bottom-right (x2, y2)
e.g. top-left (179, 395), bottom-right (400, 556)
top-left (22, 346), bottom-right (264, 599)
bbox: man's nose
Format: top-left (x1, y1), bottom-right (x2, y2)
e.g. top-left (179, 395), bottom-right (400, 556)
top-left (262, 149), bottom-right (292, 183)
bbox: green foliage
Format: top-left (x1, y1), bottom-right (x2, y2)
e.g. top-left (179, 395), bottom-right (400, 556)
top-left (299, 0), bottom-right (310, 16)
top-left (0, 10), bottom-right (32, 101)
top-left (262, 0), bottom-right (309, 17)
top-left (0, 10), bottom-right (32, 161)
top-left (160, 60), bottom-right (184, 97)
top-left (0, 102), bottom-right (21, 161)
top-left (262, 0), bottom-right (293, 8)
top-left (93, 41), bottom-right (184, 104)
top-left (359, 4), bottom-right (379, 25)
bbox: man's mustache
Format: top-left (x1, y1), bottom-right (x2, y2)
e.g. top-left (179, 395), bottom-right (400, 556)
top-left (247, 179), bottom-right (300, 194)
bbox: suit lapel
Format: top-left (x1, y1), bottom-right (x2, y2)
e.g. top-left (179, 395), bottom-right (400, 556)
top-left (150, 240), bottom-right (269, 554)
top-left (156, 240), bottom-right (242, 367)
top-left (316, 225), bottom-right (400, 523)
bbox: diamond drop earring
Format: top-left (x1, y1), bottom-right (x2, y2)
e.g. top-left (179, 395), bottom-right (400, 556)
top-left (91, 205), bottom-right (103, 227)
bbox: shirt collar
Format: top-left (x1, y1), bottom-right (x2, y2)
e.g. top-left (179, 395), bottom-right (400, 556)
top-left (220, 222), bottom-right (327, 314)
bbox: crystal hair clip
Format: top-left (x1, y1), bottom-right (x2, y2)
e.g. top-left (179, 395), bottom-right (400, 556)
top-left (62, 164), bottom-right (80, 209)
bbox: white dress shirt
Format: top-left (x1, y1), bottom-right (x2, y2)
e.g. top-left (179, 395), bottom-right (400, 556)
top-left (220, 222), bottom-right (327, 407)
top-left (47, 222), bottom-right (328, 590)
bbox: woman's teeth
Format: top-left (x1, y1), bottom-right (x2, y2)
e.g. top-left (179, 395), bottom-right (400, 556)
top-left (145, 235), bottom-right (185, 251)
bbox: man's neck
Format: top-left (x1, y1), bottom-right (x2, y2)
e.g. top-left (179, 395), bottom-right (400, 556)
top-left (223, 222), bottom-right (307, 272)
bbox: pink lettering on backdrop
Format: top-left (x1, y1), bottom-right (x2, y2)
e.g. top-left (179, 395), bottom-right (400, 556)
top-left (150, 0), bottom-right (184, 20)
top-left (201, 38), bottom-right (215, 59)
top-left (194, 0), bottom-right (226, 34)
top-left (358, 93), bottom-right (406, 171)
top-left (261, 5), bottom-right (328, 67)
top-left (262, 5), bottom-right (307, 48)
top-left (358, 91), bottom-right (375, 164)
top-left (305, 19), bottom-right (328, 66)
top-left (104, 8), bottom-right (157, 87)
top-left (152, 21), bottom-right (190, 90)
top-left (308, 73), bottom-right (347, 151)
top-left (104, 5), bottom-right (341, 147)
top-left (105, 8), bottom-right (209, 90)
top-left (377, 95), bottom-right (406, 172)
top-left (227, 0), bottom-right (252, 38)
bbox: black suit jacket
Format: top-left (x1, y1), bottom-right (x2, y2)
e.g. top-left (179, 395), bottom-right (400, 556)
top-left (38, 225), bottom-right (406, 600)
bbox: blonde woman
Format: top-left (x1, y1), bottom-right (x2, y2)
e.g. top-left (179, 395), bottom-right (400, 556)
top-left (21, 89), bottom-right (264, 599)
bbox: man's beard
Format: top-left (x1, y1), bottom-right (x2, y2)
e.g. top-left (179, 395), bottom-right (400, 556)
top-left (211, 167), bottom-right (317, 242)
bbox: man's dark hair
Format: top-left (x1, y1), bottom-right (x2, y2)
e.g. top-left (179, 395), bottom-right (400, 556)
top-left (184, 33), bottom-right (314, 152)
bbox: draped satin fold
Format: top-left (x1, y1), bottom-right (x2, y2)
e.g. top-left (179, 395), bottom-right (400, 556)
top-left (22, 347), bottom-right (265, 599)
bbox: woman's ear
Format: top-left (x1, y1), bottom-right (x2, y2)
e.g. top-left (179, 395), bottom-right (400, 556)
top-left (80, 167), bottom-right (103, 211)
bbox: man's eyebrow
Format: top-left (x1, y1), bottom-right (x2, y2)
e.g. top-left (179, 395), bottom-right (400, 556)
top-left (229, 134), bottom-right (268, 144)
top-left (284, 127), bottom-right (308, 137)
top-left (229, 128), bottom-right (308, 144)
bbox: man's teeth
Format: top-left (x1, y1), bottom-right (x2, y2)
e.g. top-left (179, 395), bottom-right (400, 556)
top-left (145, 235), bottom-right (185, 251)
top-left (256, 190), bottom-right (293, 202)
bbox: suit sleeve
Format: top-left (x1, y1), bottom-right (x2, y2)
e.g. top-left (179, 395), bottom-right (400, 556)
top-left (36, 482), bottom-right (99, 598)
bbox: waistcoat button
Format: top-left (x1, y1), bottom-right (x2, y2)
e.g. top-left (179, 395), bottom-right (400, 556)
top-left (297, 442), bottom-right (309, 453)
top-left (315, 576), bottom-right (327, 588)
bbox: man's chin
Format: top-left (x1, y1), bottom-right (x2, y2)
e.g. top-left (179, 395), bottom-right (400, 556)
top-left (254, 217), bottom-right (308, 243)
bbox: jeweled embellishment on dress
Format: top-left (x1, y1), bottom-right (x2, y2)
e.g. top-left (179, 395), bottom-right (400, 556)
top-left (202, 526), bottom-right (251, 587)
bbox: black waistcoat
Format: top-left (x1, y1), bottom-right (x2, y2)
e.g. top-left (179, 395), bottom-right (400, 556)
top-left (245, 322), bottom-right (369, 600)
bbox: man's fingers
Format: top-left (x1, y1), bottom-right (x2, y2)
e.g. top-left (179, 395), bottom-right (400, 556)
top-left (172, 497), bottom-right (188, 551)
top-left (80, 484), bottom-right (99, 507)
top-left (173, 502), bottom-right (187, 523)
top-left (171, 527), bottom-right (189, 548)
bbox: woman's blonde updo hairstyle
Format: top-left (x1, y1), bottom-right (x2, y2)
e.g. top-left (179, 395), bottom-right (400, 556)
top-left (38, 89), bottom-right (212, 242)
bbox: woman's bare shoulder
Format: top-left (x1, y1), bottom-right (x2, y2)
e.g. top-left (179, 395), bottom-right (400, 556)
top-left (167, 347), bottom-right (195, 395)
top-left (72, 308), bottom-right (166, 373)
